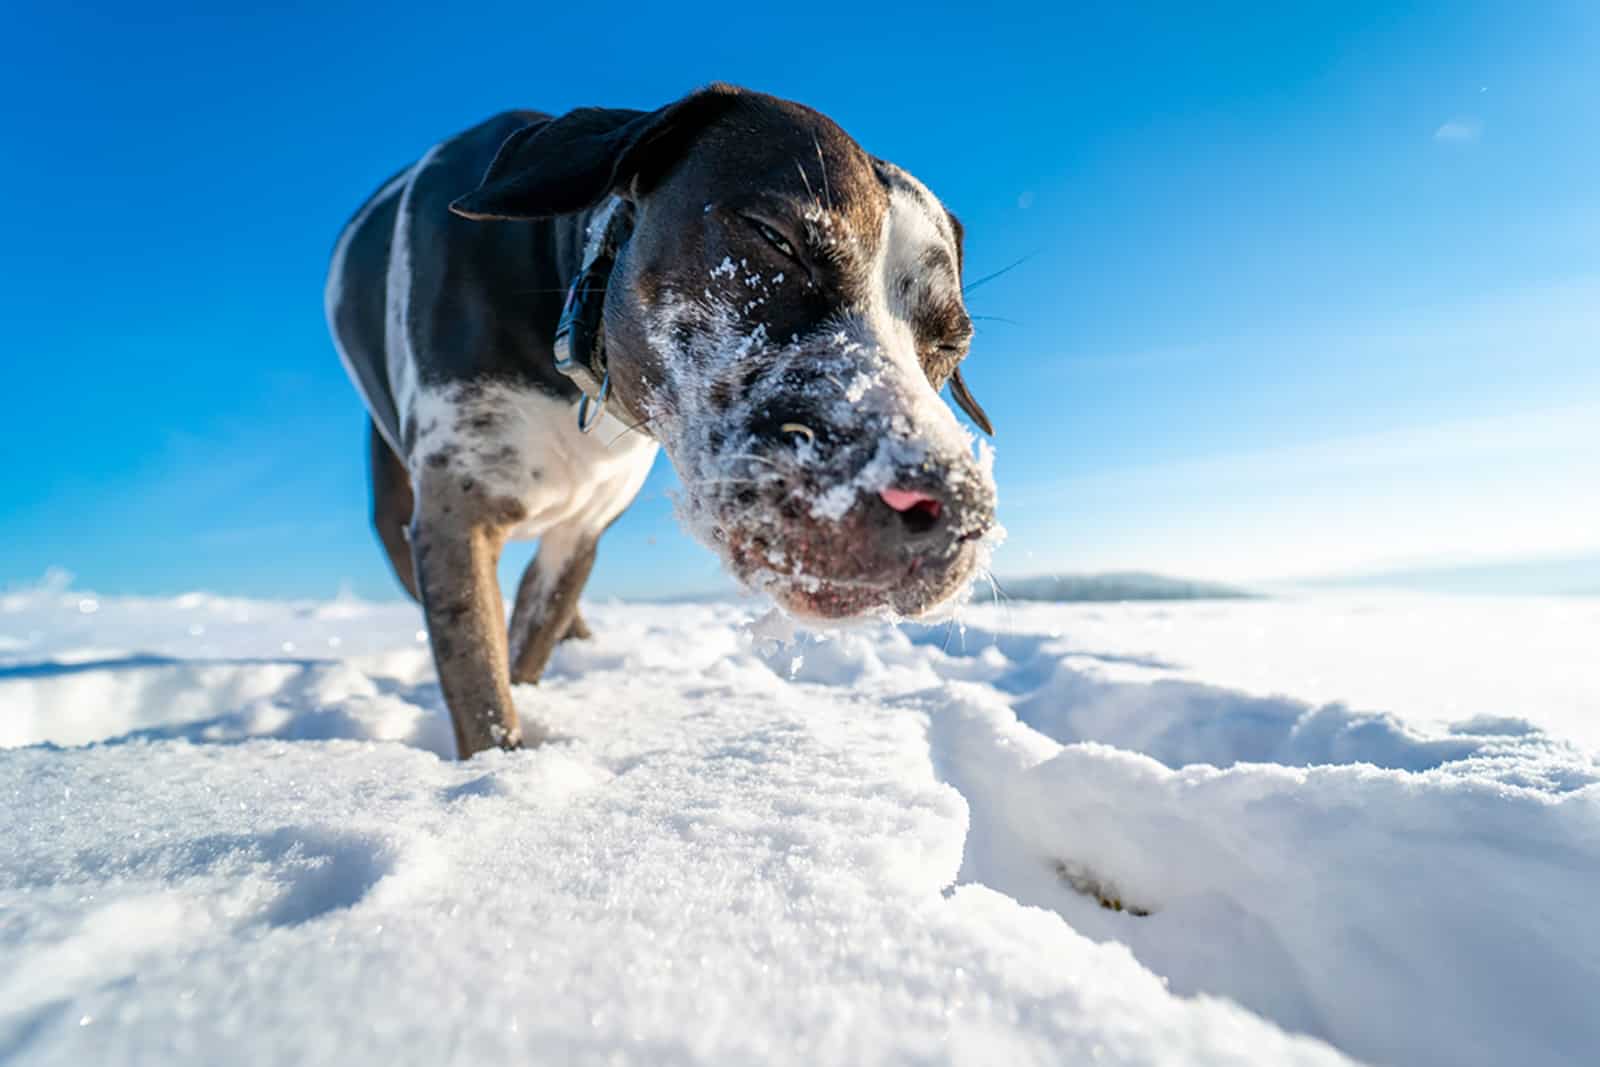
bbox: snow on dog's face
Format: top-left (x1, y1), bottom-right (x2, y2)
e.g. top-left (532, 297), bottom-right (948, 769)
top-left (601, 94), bottom-right (999, 620)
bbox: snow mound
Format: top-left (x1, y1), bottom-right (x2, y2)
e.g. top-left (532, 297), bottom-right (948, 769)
top-left (2, 584), bottom-right (1598, 1066)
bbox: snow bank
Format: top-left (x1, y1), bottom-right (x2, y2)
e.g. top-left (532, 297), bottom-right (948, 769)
top-left (2, 583), bottom-right (1597, 1066)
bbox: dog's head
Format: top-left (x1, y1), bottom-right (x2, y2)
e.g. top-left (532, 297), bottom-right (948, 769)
top-left (452, 84), bottom-right (999, 620)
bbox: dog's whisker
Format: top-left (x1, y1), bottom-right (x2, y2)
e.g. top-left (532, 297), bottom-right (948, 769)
top-left (970, 567), bottom-right (1014, 646)
top-left (722, 451), bottom-right (785, 472)
top-left (679, 475), bottom-right (768, 491)
top-left (963, 251), bottom-right (1039, 295)
top-left (990, 571), bottom-right (1017, 635)
top-left (606, 413), bottom-right (658, 449)
top-left (795, 159), bottom-right (821, 214)
top-left (812, 134), bottom-right (833, 211)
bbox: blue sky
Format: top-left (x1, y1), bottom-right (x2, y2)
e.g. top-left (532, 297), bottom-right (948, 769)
top-left (3, 2), bottom-right (1597, 599)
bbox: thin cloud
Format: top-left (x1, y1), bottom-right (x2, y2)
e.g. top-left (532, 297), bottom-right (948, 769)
top-left (1434, 117), bottom-right (1483, 143)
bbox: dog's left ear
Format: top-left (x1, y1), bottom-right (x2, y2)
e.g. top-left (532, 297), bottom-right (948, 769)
top-left (949, 367), bottom-right (994, 436)
top-left (941, 211), bottom-right (994, 435)
top-left (451, 84), bottom-right (744, 221)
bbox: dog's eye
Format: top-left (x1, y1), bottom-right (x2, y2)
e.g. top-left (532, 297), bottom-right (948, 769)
top-left (746, 217), bottom-right (797, 260)
top-left (940, 319), bottom-right (975, 355)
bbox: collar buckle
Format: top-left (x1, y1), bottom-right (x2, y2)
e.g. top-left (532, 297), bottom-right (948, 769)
top-left (576, 371), bottom-right (611, 434)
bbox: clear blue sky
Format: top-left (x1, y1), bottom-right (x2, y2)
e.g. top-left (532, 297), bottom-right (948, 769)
top-left (4, 2), bottom-right (1597, 600)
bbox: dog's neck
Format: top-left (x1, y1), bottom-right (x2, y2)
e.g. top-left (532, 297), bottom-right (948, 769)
top-left (546, 196), bottom-right (635, 431)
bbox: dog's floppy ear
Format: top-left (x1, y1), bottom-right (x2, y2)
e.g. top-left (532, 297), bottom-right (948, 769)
top-left (941, 211), bottom-right (994, 435)
top-left (451, 84), bottom-right (744, 221)
top-left (949, 367), bottom-right (994, 436)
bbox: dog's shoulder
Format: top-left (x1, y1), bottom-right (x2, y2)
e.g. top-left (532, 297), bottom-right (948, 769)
top-left (395, 110), bottom-right (548, 250)
top-left (390, 110), bottom-right (584, 410)
top-left (430, 110), bottom-right (554, 190)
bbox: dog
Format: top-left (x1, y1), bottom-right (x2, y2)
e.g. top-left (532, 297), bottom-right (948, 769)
top-left (325, 84), bottom-right (998, 758)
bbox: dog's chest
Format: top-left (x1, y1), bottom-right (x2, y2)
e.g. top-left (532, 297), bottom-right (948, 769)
top-left (408, 383), bottom-right (656, 539)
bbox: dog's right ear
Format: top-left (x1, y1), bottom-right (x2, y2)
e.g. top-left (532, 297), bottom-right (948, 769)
top-left (450, 84), bottom-right (744, 221)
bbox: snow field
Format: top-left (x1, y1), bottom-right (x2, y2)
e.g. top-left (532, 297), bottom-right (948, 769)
top-left (2, 585), bottom-right (1597, 1065)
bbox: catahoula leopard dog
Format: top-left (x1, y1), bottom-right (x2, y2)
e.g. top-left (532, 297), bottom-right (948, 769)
top-left (325, 83), bottom-right (998, 758)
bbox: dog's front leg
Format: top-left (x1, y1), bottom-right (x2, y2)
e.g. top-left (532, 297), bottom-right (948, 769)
top-left (411, 481), bottom-right (540, 758)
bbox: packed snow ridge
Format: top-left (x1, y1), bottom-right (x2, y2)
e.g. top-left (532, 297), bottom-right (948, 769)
top-left (2, 581), bottom-right (1598, 1066)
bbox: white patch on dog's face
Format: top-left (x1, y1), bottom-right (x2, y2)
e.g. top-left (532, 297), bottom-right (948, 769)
top-left (861, 182), bottom-right (973, 454)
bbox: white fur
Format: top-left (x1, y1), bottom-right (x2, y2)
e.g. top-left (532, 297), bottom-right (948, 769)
top-left (844, 185), bottom-right (979, 472)
top-left (343, 169), bottom-right (653, 549)
top-left (323, 165), bottom-right (414, 455)
top-left (866, 186), bottom-right (1005, 590)
top-left (410, 383), bottom-right (657, 544)
top-left (387, 144), bottom-right (448, 443)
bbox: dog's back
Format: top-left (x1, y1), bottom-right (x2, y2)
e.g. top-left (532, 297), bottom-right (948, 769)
top-left (324, 109), bottom-right (572, 457)
top-left (324, 162), bottom-right (409, 452)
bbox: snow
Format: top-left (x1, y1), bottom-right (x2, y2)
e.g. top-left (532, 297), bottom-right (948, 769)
top-left (3, 582), bottom-right (1598, 1066)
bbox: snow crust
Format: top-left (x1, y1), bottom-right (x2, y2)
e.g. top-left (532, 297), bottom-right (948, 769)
top-left (3, 582), bottom-right (1598, 1066)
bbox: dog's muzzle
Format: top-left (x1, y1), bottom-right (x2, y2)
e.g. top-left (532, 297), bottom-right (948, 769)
top-left (703, 398), bottom-right (997, 619)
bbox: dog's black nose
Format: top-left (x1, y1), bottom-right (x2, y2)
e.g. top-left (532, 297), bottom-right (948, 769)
top-left (872, 480), bottom-right (986, 560)
top-left (878, 486), bottom-right (945, 538)
top-left (868, 468), bottom-right (993, 559)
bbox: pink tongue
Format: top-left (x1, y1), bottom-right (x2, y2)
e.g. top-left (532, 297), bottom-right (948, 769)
top-left (880, 487), bottom-right (938, 513)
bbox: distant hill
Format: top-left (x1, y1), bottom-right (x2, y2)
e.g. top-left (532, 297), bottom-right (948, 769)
top-left (986, 572), bottom-right (1258, 603)
top-left (1295, 555), bottom-right (1600, 597)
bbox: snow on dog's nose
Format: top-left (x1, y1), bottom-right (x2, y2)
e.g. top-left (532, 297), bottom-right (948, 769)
top-left (707, 394), bottom-right (996, 619)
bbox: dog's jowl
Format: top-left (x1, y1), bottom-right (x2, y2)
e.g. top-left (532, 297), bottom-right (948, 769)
top-left (326, 83), bottom-right (998, 757)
